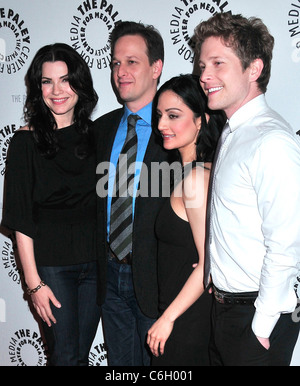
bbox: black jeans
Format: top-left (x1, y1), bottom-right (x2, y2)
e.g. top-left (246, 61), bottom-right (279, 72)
top-left (37, 261), bottom-right (101, 366)
top-left (209, 297), bottom-right (300, 366)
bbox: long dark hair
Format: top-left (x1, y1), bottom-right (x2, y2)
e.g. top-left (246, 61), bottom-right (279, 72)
top-left (24, 43), bottom-right (98, 158)
top-left (152, 74), bottom-right (226, 162)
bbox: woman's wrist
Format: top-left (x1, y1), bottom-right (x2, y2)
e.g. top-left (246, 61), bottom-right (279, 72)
top-left (26, 280), bottom-right (46, 295)
top-left (162, 309), bottom-right (177, 324)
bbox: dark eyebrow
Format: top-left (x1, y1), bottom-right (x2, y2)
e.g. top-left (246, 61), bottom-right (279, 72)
top-left (41, 74), bottom-right (68, 80)
top-left (165, 108), bottom-right (182, 112)
top-left (112, 55), bottom-right (139, 61)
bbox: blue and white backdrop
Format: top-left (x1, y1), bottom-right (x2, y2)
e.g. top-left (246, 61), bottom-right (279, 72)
top-left (0, 0), bottom-right (300, 366)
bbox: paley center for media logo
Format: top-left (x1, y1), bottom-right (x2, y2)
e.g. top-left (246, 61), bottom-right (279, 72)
top-left (8, 329), bottom-right (47, 366)
top-left (288, 1), bottom-right (300, 63)
top-left (69, 0), bottom-right (122, 70)
top-left (0, 37), bottom-right (5, 62)
top-left (168, 0), bottom-right (232, 64)
top-left (0, 7), bottom-right (31, 74)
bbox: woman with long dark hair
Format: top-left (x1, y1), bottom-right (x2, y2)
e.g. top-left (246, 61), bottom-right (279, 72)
top-left (2, 43), bottom-right (100, 366)
top-left (147, 74), bottom-right (226, 365)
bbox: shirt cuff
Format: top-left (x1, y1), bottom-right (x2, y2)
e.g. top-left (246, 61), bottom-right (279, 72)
top-left (251, 310), bottom-right (280, 338)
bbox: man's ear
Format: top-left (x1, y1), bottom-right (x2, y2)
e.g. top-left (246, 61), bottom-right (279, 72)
top-left (250, 58), bottom-right (264, 82)
top-left (152, 59), bottom-right (163, 80)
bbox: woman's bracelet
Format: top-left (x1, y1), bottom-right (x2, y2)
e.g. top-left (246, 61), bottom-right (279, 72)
top-left (26, 280), bottom-right (46, 295)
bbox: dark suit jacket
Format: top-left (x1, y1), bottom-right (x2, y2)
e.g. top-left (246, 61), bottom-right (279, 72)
top-left (94, 108), bottom-right (174, 318)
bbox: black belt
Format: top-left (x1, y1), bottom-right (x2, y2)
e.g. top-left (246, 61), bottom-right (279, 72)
top-left (108, 248), bottom-right (132, 265)
top-left (212, 285), bottom-right (258, 305)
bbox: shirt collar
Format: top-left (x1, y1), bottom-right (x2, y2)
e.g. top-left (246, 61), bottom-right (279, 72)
top-left (124, 102), bottom-right (152, 126)
top-left (229, 94), bottom-right (268, 132)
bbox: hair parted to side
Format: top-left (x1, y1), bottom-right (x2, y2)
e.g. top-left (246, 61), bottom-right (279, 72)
top-left (24, 43), bottom-right (98, 158)
top-left (110, 20), bottom-right (164, 66)
top-left (152, 74), bottom-right (226, 163)
top-left (194, 13), bottom-right (274, 93)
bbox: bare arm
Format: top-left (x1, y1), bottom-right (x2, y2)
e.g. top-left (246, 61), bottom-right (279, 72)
top-left (147, 166), bottom-right (210, 356)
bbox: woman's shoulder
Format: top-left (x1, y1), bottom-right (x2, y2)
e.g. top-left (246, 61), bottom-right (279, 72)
top-left (184, 162), bottom-right (211, 180)
top-left (14, 125), bottom-right (34, 134)
top-left (182, 162), bottom-right (211, 207)
top-left (18, 125), bottom-right (31, 131)
top-left (9, 126), bottom-right (34, 149)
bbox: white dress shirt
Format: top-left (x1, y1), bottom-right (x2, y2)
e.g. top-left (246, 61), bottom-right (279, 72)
top-left (210, 94), bottom-right (300, 338)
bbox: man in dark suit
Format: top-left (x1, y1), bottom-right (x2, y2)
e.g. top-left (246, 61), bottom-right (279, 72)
top-left (94, 21), bottom-right (173, 366)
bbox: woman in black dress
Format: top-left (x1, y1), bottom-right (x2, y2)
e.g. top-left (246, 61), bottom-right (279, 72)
top-left (2, 43), bottom-right (100, 366)
top-left (147, 74), bottom-right (226, 365)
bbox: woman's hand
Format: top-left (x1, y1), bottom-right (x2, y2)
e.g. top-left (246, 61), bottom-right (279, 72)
top-left (147, 315), bottom-right (174, 357)
top-left (30, 285), bottom-right (61, 327)
top-left (15, 232), bottom-right (61, 327)
top-left (256, 336), bottom-right (270, 350)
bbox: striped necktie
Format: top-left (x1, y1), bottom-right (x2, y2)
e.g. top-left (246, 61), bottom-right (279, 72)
top-left (109, 114), bottom-right (140, 261)
top-left (204, 122), bottom-right (231, 286)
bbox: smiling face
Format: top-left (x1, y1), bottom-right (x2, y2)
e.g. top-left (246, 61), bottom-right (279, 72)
top-left (199, 36), bottom-right (262, 119)
top-left (111, 34), bottom-right (162, 112)
top-left (41, 61), bottom-right (78, 128)
top-left (157, 90), bottom-right (201, 163)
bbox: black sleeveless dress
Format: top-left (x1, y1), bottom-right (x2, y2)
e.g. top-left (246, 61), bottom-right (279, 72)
top-left (152, 197), bottom-right (212, 366)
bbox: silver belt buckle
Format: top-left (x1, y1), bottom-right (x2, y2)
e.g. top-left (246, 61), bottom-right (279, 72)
top-left (214, 287), bottom-right (225, 304)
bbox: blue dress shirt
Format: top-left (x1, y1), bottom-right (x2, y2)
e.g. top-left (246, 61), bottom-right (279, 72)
top-left (107, 103), bottom-right (152, 237)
